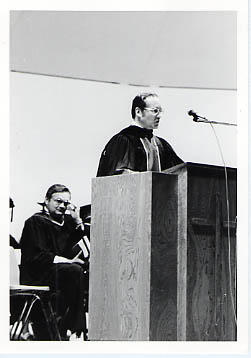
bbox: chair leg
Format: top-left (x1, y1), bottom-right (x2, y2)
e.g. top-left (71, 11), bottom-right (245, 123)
top-left (10, 293), bottom-right (62, 341)
top-left (39, 298), bottom-right (62, 341)
top-left (10, 296), bottom-right (38, 340)
top-left (83, 308), bottom-right (88, 341)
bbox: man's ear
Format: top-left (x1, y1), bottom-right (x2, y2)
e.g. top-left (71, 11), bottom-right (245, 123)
top-left (135, 107), bottom-right (142, 118)
top-left (44, 198), bottom-right (49, 206)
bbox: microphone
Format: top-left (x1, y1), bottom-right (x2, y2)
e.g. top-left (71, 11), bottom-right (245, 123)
top-left (187, 110), bottom-right (237, 126)
top-left (188, 110), bottom-right (199, 122)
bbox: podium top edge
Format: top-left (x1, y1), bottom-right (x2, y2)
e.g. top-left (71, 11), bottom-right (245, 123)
top-left (92, 162), bottom-right (237, 180)
top-left (163, 162), bottom-right (237, 174)
top-left (93, 171), bottom-right (155, 180)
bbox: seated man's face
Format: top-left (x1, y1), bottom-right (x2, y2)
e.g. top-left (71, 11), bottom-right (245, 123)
top-left (139, 96), bottom-right (163, 130)
top-left (45, 192), bottom-right (71, 219)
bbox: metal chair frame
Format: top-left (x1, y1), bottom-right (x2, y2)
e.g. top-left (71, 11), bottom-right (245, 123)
top-left (10, 286), bottom-right (62, 340)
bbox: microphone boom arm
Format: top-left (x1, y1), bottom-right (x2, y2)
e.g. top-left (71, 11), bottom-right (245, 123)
top-left (194, 115), bottom-right (237, 127)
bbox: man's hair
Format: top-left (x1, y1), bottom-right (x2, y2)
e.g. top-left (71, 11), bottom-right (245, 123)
top-left (45, 184), bottom-right (70, 200)
top-left (131, 92), bottom-right (158, 119)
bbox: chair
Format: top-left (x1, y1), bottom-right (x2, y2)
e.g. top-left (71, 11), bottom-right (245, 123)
top-left (75, 216), bottom-right (90, 340)
top-left (9, 247), bottom-right (62, 340)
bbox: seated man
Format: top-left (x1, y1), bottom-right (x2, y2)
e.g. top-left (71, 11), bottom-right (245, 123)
top-left (19, 184), bottom-right (89, 340)
top-left (97, 92), bottom-right (183, 177)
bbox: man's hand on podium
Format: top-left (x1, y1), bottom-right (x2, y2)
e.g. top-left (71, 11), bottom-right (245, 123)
top-left (115, 168), bottom-right (139, 175)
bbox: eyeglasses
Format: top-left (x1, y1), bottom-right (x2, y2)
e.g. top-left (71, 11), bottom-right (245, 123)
top-left (53, 199), bottom-right (71, 207)
top-left (144, 107), bottom-right (163, 115)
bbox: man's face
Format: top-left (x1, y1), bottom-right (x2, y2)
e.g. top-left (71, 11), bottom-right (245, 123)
top-left (137, 96), bottom-right (163, 130)
top-left (45, 191), bottom-right (71, 219)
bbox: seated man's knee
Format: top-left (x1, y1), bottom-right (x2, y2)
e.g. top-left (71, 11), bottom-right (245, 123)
top-left (55, 263), bottom-right (85, 284)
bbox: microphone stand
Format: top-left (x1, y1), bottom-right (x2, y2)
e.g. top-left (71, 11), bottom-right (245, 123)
top-left (193, 115), bottom-right (237, 127)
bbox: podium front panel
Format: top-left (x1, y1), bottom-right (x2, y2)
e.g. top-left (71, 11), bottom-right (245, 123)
top-left (89, 172), bottom-right (178, 340)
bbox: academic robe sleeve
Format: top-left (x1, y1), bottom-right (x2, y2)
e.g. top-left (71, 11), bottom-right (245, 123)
top-left (97, 134), bottom-right (135, 177)
top-left (157, 137), bottom-right (184, 170)
top-left (60, 218), bottom-right (87, 258)
top-left (20, 216), bottom-right (56, 272)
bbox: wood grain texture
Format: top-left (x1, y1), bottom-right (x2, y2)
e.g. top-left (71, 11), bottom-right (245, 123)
top-left (176, 167), bottom-right (188, 340)
top-left (150, 173), bottom-right (178, 340)
top-left (186, 166), bottom-right (237, 341)
top-left (89, 163), bottom-right (236, 341)
top-left (89, 172), bottom-right (179, 341)
top-left (165, 163), bottom-right (237, 341)
top-left (89, 172), bottom-right (153, 340)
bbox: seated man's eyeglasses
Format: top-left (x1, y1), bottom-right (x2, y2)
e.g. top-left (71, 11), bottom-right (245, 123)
top-left (53, 199), bottom-right (71, 207)
top-left (144, 107), bottom-right (163, 115)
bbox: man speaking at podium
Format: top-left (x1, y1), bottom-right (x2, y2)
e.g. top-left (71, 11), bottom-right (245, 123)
top-left (97, 92), bottom-right (183, 177)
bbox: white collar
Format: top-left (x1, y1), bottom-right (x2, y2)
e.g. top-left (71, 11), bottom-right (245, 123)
top-left (132, 121), bottom-right (156, 133)
top-left (48, 217), bottom-right (65, 226)
top-left (132, 121), bottom-right (144, 128)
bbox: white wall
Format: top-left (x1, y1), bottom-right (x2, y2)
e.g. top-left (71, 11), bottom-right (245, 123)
top-left (10, 11), bottom-right (236, 89)
top-left (10, 71), bottom-right (236, 239)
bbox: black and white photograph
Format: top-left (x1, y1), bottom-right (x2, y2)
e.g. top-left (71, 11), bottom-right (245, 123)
top-left (1, 1), bottom-right (249, 356)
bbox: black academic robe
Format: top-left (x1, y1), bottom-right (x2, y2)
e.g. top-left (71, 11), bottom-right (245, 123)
top-left (97, 125), bottom-right (183, 177)
top-left (20, 212), bottom-right (84, 284)
top-left (19, 212), bottom-right (88, 336)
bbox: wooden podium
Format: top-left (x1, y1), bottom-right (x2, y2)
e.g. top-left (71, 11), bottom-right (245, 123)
top-left (88, 163), bottom-right (237, 341)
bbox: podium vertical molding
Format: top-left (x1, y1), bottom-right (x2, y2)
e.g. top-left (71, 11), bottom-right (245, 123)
top-left (150, 173), bottom-right (178, 340)
top-left (176, 167), bottom-right (188, 340)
